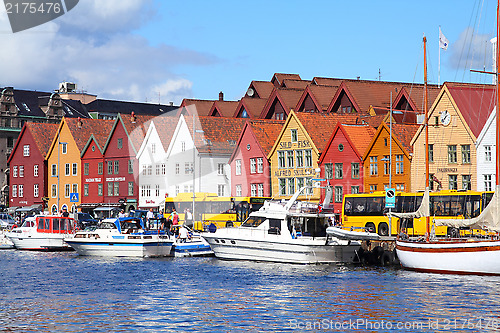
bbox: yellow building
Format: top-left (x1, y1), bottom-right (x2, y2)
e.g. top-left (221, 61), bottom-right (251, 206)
top-left (267, 110), bottom-right (357, 201)
top-left (410, 82), bottom-right (495, 191)
top-left (46, 117), bottom-right (109, 213)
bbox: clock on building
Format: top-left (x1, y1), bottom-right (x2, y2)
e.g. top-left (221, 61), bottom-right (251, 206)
top-left (440, 110), bottom-right (451, 126)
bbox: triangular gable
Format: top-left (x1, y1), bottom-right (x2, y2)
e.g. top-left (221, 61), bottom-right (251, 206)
top-left (246, 81), bottom-right (274, 99)
top-left (233, 97), bottom-right (267, 118)
top-left (476, 106), bottom-right (496, 147)
top-left (327, 82), bottom-right (361, 113)
top-left (179, 99), bottom-right (215, 116)
top-left (80, 135), bottom-right (103, 157)
top-left (362, 122), bottom-right (411, 162)
top-left (136, 120), bottom-right (158, 159)
top-left (259, 88), bottom-right (304, 119)
top-left (318, 124), bottom-right (363, 164)
top-left (208, 100), bottom-right (239, 117)
top-left (392, 87), bottom-right (418, 112)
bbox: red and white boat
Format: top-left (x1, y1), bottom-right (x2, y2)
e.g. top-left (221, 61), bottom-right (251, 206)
top-left (7, 215), bottom-right (77, 251)
top-left (395, 7), bottom-right (500, 275)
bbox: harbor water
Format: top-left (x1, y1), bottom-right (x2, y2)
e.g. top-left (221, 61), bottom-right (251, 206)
top-left (1, 250), bottom-right (500, 332)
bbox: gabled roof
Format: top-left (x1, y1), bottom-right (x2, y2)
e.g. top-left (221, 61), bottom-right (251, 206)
top-left (84, 98), bottom-right (177, 116)
top-left (185, 116), bottom-right (246, 155)
top-left (319, 123), bottom-right (376, 164)
top-left (272, 73), bottom-right (301, 87)
top-left (152, 114), bottom-right (180, 151)
top-left (80, 119), bottom-right (115, 156)
top-left (7, 122), bottom-right (59, 163)
top-left (311, 77), bottom-right (344, 86)
top-left (260, 87), bottom-right (305, 118)
top-left (296, 85), bottom-right (339, 112)
top-left (281, 79), bottom-right (310, 89)
top-left (119, 114), bottom-right (154, 153)
top-left (179, 99), bottom-right (215, 116)
top-left (209, 100), bottom-right (239, 117)
top-left (65, 118), bottom-right (114, 152)
top-left (393, 85), bottom-right (441, 113)
top-left (358, 114), bottom-right (387, 128)
top-left (246, 81), bottom-right (274, 99)
top-left (234, 97), bottom-right (267, 118)
top-left (362, 122), bottom-right (419, 162)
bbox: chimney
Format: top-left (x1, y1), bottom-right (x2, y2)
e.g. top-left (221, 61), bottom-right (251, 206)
top-left (219, 91), bottom-right (224, 101)
top-left (131, 111), bottom-right (136, 123)
top-left (77, 117), bottom-right (83, 128)
top-left (169, 101), bottom-right (173, 106)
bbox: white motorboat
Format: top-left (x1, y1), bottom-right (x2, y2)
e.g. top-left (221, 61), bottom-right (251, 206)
top-left (170, 225), bottom-right (213, 257)
top-left (7, 215), bottom-right (76, 251)
top-left (326, 226), bottom-right (381, 241)
top-left (0, 229), bottom-right (14, 249)
top-left (202, 187), bottom-right (361, 264)
top-left (65, 217), bottom-right (173, 257)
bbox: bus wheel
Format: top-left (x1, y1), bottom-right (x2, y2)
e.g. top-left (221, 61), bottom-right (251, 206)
top-left (447, 227), bottom-right (459, 238)
top-left (225, 221), bottom-right (234, 228)
top-left (378, 222), bottom-right (389, 236)
top-left (365, 222), bottom-right (376, 233)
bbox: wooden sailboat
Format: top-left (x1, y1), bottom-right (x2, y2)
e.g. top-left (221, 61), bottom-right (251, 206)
top-left (395, 3), bottom-right (500, 275)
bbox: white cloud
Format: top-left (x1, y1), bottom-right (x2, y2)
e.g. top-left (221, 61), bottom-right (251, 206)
top-left (0, 0), bottom-right (216, 105)
top-left (448, 27), bottom-right (494, 73)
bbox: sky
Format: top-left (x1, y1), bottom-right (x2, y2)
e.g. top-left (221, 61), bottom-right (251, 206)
top-left (0, 0), bottom-right (498, 105)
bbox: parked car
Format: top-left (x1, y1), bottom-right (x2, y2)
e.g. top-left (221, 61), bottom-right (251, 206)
top-left (0, 213), bottom-right (16, 228)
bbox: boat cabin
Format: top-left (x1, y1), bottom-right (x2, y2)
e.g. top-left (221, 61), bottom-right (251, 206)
top-left (287, 214), bottom-right (331, 238)
top-left (36, 216), bottom-right (75, 234)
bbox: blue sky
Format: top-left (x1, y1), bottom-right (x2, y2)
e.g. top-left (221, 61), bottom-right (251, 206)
top-left (0, 0), bottom-right (498, 104)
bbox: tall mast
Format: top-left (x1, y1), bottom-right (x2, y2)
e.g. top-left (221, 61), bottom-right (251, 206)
top-left (497, 1), bottom-right (500, 187)
top-left (424, 35), bottom-right (430, 241)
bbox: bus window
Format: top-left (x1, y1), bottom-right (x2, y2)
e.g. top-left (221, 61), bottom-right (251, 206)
top-left (164, 202), bottom-right (175, 214)
top-left (397, 195), bottom-right (422, 213)
top-left (366, 197), bottom-right (384, 216)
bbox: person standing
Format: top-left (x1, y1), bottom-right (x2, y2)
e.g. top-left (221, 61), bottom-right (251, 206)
top-left (169, 208), bottom-right (179, 225)
top-left (184, 208), bottom-right (193, 228)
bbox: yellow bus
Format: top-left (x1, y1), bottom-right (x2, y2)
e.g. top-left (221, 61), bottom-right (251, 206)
top-left (164, 192), bottom-right (270, 231)
top-left (341, 190), bottom-right (486, 237)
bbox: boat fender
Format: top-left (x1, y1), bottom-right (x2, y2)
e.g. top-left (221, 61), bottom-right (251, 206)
top-left (208, 223), bottom-right (217, 233)
top-left (380, 251), bottom-right (392, 266)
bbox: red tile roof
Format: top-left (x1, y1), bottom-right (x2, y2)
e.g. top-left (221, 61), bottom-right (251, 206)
top-left (272, 73), bottom-right (302, 86)
top-left (281, 79), bottom-right (310, 89)
top-left (260, 87), bottom-right (305, 118)
top-left (152, 114), bottom-right (180, 151)
top-left (119, 114), bottom-right (155, 153)
top-left (26, 122), bottom-right (59, 158)
top-left (312, 77), bottom-right (344, 86)
top-left (65, 118), bottom-right (115, 152)
top-left (247, 119), bottom-right (284, 155)
top-left (389, 123), bottom-right (420, 153)
top-left (341, 124), bottom-right (376, 156)
top-left (180, 99), bottom-right (215, 116)
top-left (247, 81), bottom-right (274, 99)
top-left (209, 100), bottom-right (239, 117)
top-left (234, 97), bottom-right (267, 118)
top-left (297, 85), bottom-right (340, 112)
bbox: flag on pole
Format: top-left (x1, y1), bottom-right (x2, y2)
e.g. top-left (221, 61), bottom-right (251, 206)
top-left (439, 26), bottom-right (449, 50)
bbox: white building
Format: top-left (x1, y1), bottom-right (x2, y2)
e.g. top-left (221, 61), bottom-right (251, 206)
top-left (476, 107), bottom-right (496, 191)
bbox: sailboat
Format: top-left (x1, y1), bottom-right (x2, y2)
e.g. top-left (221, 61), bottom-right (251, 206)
top-left (394, 5), bottom-right (500, 275)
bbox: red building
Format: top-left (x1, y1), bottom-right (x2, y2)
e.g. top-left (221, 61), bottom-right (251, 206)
top-left (7, 122), bottom-right (58, 212)
top-left (229, 119), bottom-right (283, 197)
top-left (79, 120), bottom-right (114, 212)
top-left (102, 113), bottom-right (152, 212)
top-left (318, 123), bottom-right (376, 216)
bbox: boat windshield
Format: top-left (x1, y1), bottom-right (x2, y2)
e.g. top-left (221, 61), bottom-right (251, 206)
top-left (241, 216), bottom-right (266, 227)
top-left (21, 219), bottom-right (36, 227)
top-left (98, 222), bottom-right (117, 229)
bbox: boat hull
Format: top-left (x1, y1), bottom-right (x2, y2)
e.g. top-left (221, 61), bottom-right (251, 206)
top-left (396, 239), bottom-right (500, 275)
top-left (203, 234), bottom-right (360, 264)
top-left (7, 233), bottom-right (72, 251)
top-left (173, 237), bottom-right (213, 257)
top-left (65, 238), bottom-right (173, 257)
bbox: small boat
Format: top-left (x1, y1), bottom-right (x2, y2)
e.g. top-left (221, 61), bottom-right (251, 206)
top-left (326, 226), bottom-right (381, 241)
top-left (64, 217), bottom-right (173, 257)
top-left (0, 229), bottom-right (14, 249)
top-left (170, 225), bottom-right (213, 257)
top-left (6, 215), bottom-right (76, 251)
top-left (202, 187), bottom-right (361, 264)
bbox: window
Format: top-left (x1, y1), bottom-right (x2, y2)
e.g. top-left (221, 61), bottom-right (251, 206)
top-left (257, 158), bottom-right (263, 173)
top-left (305, 150), bottom-right (312, 167)
top-left (250, 158), bottom-right (256, 174)
top-left (461, 145), bottom-right (471, 164)
top-left (288, 178), bottom-right (295, 195)
top-left (384, 138), bottom-right (388, 146)
top-left (175, 185), bottom-right (179, 196)
top-left (181, 141), bottom-right (186, 152)
top-left (117, 138), bottom-right (123, 149)
top-left (485, 146), bottom-right (492, 162)
top-left (161, 163), bottom-right (166, 175)
top-left (279, 179), bottom-right (286, 195)
top-left (218, 163), bottom-right (225, 175)
top-left (369, 185), bottom-right (377, 193)
top-left (147, 165), bottom-right (152, 175)
top-left (351, 163), bottom-right (360, 179)
top-left (462, 175), bottom-right (471, 190)
top-left (151, 143), bottom-right (156, 154)
top-left (396, 184), bottom-right (405, 191)
top-left (218, 184), bottom-right (225, 196)
top-left (325, 163), bottom-right (333, 179)
top-left (235, 160), bottom-right (241, 175)
top-left (65, 163), bottom-right (70, 176)
top-left (351, 186), bottom-right (359, 194)
top-left (84, 184), bottom-right (89, 196)
top-left (51, 184), bottom-right (57, 198)
top-left (128, 160), bottom-right (134, 174)
top-left (369, 156), bottom-right (378, 175)
top-left (98, 162), bottom-right (103, 175)
top-left (141, 185), bottom-right (146, 197)
top-left (185, 162), bottom-right (193, 174)
top-left (98, 184), bottom-right (103, 196)
top-left (251, 184), bottom-right (257, 197)
top-left (396, 155), bottom-right (404, 174)
top-left (296, 150), bottom-right (303, 168)
top-left (72, 184), bottom-right (77, 194)
top-left (334, 186), bottom-right (343, 203)
top-left (335, 163), bottom-right (343, 179)
top-left (291, 129), bottom-right (298, 142)
top-left (108, 182), bottom-right (113, 196)
top-left (156, 164), bottom-right (160, 175)
top-left (175, 163), bottom-right (180, 175)
top-left (51, 164), bottom-right (56, 177)
top-left (72, 163), bottom-right (77, 176)
top-left (84, 163), bottom-right (89, 175)
top-left (107, 161), bottom-right (113, 174)
top-left (448, 145), bottom-right (457, 164)
top-left (449, 175), bottom-right (458, 190)
top-left (12, 166), bottom-right (17, 178)
top-left (18, 185), bottom-right (23, 197)
top-left (155, 184), bottom-right (160, 197)
top-left (34, 165), bottom-right (39, 177)
top-left (305, 179), bottom-right (313, 195)
top-left (19, 166), bottom-right (23, 178)
top-left (65, 184), bottom-right (70, 197)
top-left (297, 177), bottom-right (304, 191)
top-left (278, 151), bottom-right (285, 168)
top-left (258, 184), bottom-right (264, 196)
top-left (23, 145), bottom-right (29, 156)
top-left (61, 143), bottom-right (67, 154)
top-left (235, 185), bottom-right (242, 196)
top-left (383, 155), bottom-right (390, 175)
top-left (114, 182), bottom-right (119, 196)
top-left (485, 174), bottom-right (493, 191)
top-left (34, 184), bottom-right (39, 197)
top-left (114, 161), bottom-right (119, 174)
top-left (128, 182), bottom-right (134, 196)
top-left (429, 144), bottom-right (434, 163)
top-left (11, 185), bottom-right (17, 197)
